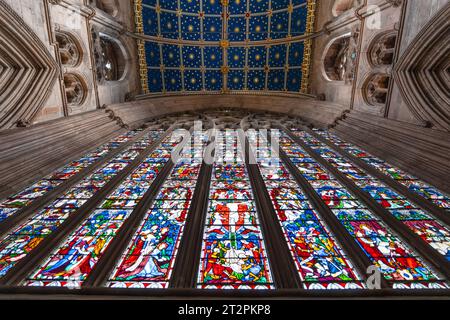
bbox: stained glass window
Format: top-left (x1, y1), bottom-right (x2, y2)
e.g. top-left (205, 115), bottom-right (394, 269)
top-left (107, 133), bottom-right (208, 288)
top-left (312, 130), bottom-right (450, 209)
top-left (0, 130), bottom-right (140, 222)
top-left (21, 131), bottom-right (173, 287)
top-left (0, 116), bottom-right (448, 294)
top-left (292, 130), bottom-right (450, 262)
top-left (279, 132), bottom-right (447, 289)
top-left (0, 130), bottom-right (163, 282)
top-left (197, 130), bottom-right (274, 289)
top-left (247, 130), bottom-right (364, 289)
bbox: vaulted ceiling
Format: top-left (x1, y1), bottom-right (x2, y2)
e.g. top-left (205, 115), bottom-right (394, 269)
top-left (134, 0), bottom-right (315, 95)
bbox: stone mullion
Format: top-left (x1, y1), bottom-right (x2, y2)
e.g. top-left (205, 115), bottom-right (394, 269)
top-left (240, 131), bottom-right (302, 289)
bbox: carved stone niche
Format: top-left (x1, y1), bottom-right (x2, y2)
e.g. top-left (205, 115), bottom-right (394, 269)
top-left (394, 3), bottom-right (450, 131)
top-left (369, 31), bottom-right (397, 67)
top-left (363, 73), bottom-right (391, 106)
top-left (55, 31), bottom-right (82, 67)
top-left (63, 73), bottom-right (87, 106)
top-left (323, 28), bottom-right (359, 84)
top-left (91, 29), bottom-right (126, 82)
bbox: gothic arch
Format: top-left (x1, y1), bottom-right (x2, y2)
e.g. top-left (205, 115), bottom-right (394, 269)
top-left (63, 73), bottom-right (87, 106)
top-left (394, 3), bottom-right (450, 131)
top-left (55, 31), bottom-right (83, 67)
top-left (363, 73), bottom-right (391, 107)
top-left (322, 31), bottom-right (360, 84)
top-left (0, 1), bottom-right (58, 129)
top-left (92, 30), bottom-right (128, 83)
top-left (368, 31), bottom-right (398, 67)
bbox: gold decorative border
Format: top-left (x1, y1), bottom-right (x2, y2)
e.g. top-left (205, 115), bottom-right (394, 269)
top-left (300, 0), bottom-right (316, 94)
top-left (135, 0), bottom-right (149, 94)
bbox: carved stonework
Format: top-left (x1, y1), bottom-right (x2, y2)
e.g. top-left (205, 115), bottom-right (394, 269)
top-left (55, 31), bottom-right (82, 67)
top-left (364, 73), bottom-right (390, 106)
top-left (63, 73), bottom-right (87, 106)
top-left (394, 3), bottom-right (450, 131)
top-left (0, 0), bottom-right (58, 129)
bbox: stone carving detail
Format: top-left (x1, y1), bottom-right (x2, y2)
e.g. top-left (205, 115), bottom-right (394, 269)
top-left (332, 0), bottom-right (362, 17)
top-left (323, 27), bottom-right (360, 84)
top-left (64, 73), bottom-right (87, 106)
top-left (55, 31), bottom-right (81, 67)
top-left (0, 0), bottom-right (58, 129)
top-left (364, 73), bottom-right (390, 106)
top-left (394, 3), bottom-right (450, 131)
top-left (91, 29), bottom-right (126, 82)
top-left (369, 32), bottom-right (397, 66)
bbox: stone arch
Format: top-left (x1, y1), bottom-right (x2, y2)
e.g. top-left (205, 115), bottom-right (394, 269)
top-left (394, 3), bottom-right (450, 131)
top-left (63, 73), bottom-right (87, 106)
top-left (368, 31), bottom-right (397, 67)
top-left (92, 30), bottom-right (127, 82)
top-left (0, 1), bottom-right (58, 129)
top-left (55, 31), bottom-right (82, 67)
top-left (363, 73), bottom-right (391, 106)
top-left (322, 33), bottom-right (352, 82)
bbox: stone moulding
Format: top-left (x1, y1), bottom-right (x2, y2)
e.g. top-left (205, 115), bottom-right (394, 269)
top-left (393, 3), bottom-right (450, 131)
top-left (0, 0), bottom-right (58, 129)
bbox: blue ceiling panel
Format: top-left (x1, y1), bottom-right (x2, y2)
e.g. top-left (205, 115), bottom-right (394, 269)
top-left (247, 70), bottom-right (266, 91)
top-left (181, 15), bottom-right (201, 40)
top-left (228, 47), bottom-right (246, 68)
top-left (203, 16), bottom-right (222, 41)
top-left (228, 17), bottom-right (247, 41)
top-left (182, 46), bottom-right (202, 68)
top-left (228, 70), bottom-right (245, 90)
top-left (145, 42), bottom-right (161, 67)
top-left (148, 69), bottom-right (163, 92)
top-left (268, 69), bottom-right (285, 91)
top-left (180, 0), bottom-right (200, 13)
top-left (162, 44), bottom-right (181, 67)
top-left (137, 0), bottom-right (313, 94)
top-left (229, 0), bottom-right (247, 15)
top-left (250, 0), bottom-right (269, 13)
top-left (268, 44), bottom-right (287, 67)
top-left (248, 15), bottom-right (268, 41)
top-left (288, 42), bottom-right (305, 67)
top-left (160, 0), bottom-right (177, 11)
top-left (205, 70), bottom-right (222, 91)
top-left (271, 11), bottom-right (289, 39)
top-left (203, 46), bottom-right (222, 68)
top-left (291, 5), bottom-right (308, 36)
top-left (247, 46), bottom-right (266, 68)
top-left (160, 11), bottom-right (179, 39)
top-left (203, 0), bottom-right (222, 15)
top-left (184, 70), bottom-right (203, 91)
top-left (142, 5), bottom-right (158, 36)
top-left (287, 68), bottom-right (302, 92)
top-left (164, 69), bottom-right (183, 91)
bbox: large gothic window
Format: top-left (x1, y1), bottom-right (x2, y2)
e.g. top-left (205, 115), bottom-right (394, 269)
top-left (0, 110), bottom-right (448, 294)
top-left (92, 31), bottom-right (126, 82)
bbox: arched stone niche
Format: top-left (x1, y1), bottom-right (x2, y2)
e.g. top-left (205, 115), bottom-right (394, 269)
top-left (369, 31), bottom-right (398, 67)
top-left (91, 30), bottom-right (127, 83)
top-left (63, 73), bottom-right (87, 106)
top-left (55, 31), bottom-right (82, 67)
top-left (90, 0), bottom-right (119, 17)
top-left (322, 31), bottom-right (359, 84)
top-left (363, 73), bottom-right (391, 106)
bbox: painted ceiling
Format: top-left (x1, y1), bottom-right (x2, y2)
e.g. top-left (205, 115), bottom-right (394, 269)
top-left (134, 0), bottom-right (315, 95)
